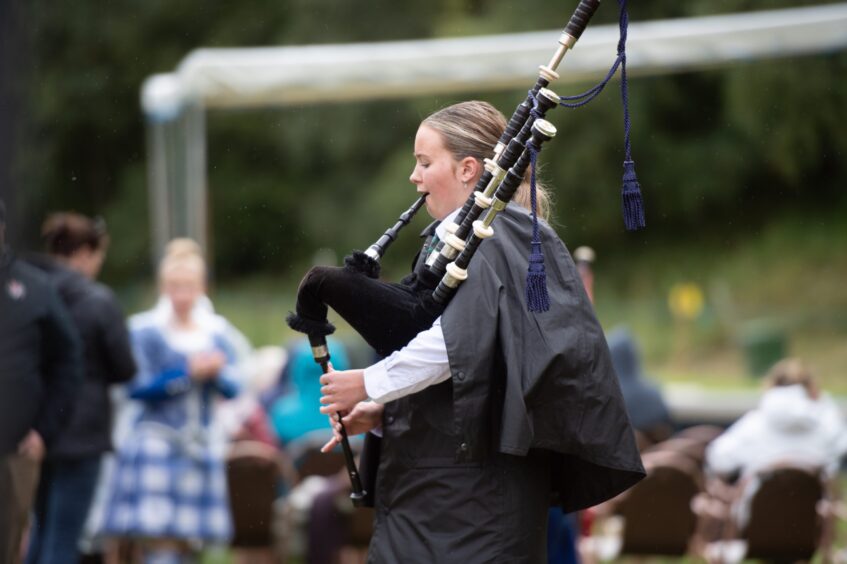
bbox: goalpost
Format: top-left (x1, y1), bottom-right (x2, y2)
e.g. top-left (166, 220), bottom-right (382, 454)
top-left (139, 3), bottom-right (847, 260)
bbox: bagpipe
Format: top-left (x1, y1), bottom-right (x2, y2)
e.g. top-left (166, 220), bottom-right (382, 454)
top-left (286, 0), bottom-right (645, 506)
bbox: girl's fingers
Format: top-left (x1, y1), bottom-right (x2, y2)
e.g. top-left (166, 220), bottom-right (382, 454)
top-left (321, 437), bottom-right (338, 453)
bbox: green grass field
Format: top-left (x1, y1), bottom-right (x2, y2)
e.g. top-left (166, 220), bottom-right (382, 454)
top-left (115, 209), bottom-right (847, 396)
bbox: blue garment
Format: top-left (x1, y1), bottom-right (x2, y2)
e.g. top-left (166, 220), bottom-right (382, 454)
top-left (126, 318), bottom-right (240, 429)
top-left (269, 338), bottom-right (350, 445)
top-left (26, 456), bottom-right (101, 564)
top-left (547, 508), bottom-right (580, 564)
top-left (100, 307), bottom-right (242, 543)
top-left (101, 425), bottom-right (231, 542)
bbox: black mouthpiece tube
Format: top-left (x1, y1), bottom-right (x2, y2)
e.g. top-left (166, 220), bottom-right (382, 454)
top-left (366, 194), bottom-right (427, 260)
top-left (564, 0), bottom-right (601, 41)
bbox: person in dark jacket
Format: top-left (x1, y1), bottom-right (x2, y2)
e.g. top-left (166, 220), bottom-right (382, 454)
top-left (607, 326), bottom-right (674, 444)
top-left (318, 102), bottom-right (644, 562)
top-left (24, 212), bottom-right (136, 564)
top-left (0, 200), bottom-right (83, 563)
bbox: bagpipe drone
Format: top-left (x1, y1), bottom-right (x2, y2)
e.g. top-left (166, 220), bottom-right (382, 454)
top-left (286, 0), bottom-right (645, 506)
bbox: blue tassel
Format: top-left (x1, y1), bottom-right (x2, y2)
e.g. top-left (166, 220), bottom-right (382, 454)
top-left (622, 160), bottom-right (645, 231)
top-left (524, 141), bottom-right (550, 313)
top-left (526, 241), bottom-right (550, 312)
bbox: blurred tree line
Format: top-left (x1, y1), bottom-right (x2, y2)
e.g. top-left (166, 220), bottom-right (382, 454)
top-left (8, 0), bottom-right (846, 285)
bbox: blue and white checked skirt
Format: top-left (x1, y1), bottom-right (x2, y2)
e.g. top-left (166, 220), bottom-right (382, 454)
top-left (100, 424), bottom-right (232, 542)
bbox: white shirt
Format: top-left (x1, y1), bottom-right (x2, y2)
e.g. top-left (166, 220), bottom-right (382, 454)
top-left (363, 317), bottom-right (450, 403)
top-left (362, 208), bottom-right (462, 404)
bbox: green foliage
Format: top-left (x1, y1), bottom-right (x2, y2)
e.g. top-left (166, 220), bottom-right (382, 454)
top-left (12, 0), bottom-right (847, 292)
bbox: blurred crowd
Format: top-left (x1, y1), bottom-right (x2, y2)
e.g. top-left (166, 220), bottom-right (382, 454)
top-left (573, 248), bottom-right (847, 563)
top-left (2, 203), bottom-right (846, 564)
top-left (0, 205), bottom-right (370, 564)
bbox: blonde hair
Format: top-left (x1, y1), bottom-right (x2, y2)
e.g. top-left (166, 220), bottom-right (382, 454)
top-left (422, 101), bottom-right (551, 221)
top-left (765, 357), bottom-right (819, 399)
top-left (158, 237), bottom-right (206, 282)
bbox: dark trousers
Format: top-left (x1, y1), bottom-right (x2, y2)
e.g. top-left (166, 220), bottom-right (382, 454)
top-left (25, 456), bottom-right (101, 564)
top-left (0, 454), bottom-right (40, 564)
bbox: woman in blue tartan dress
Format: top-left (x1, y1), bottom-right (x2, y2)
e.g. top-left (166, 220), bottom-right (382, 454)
top-left (100, 240), bottom-right (244, 562)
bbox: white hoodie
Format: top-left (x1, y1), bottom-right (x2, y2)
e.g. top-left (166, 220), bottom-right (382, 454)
top-left (707, 384), bottom-right (846, 479)
top-left (706, 384), bottom-right (847, 526)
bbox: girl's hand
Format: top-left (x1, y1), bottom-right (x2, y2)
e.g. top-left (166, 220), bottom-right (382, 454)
top-left (319, 368), bottom-right (368, 415)
top-left (321, 401), bottom-right (385, 453)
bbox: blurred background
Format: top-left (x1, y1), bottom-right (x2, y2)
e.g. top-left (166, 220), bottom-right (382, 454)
top-left (1, 0), bottom-right (845, 393)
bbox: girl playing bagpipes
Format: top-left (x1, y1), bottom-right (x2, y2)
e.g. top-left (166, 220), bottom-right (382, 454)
top-left (285, 0), bottom-right (652, 558)
top-left (315, 100), bottom-right (644, 562)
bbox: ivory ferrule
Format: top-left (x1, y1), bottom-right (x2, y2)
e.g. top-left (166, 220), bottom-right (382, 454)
top-left (444, 221), bottom-right (459, 235)
top-left (445, 262), bottom-right (468, 287)
top-left (444, 233), bottom-right (466, 253)
top-left (538, 87), bottom-right (560, 106)
top-left (364, 247), bottom-right (380, 260)
top-left (472, 220), bottom-right (494, 239)
top-left (474, 191), bottom-right (492, 209)
top-left (538, 65), bottom-right (560, 83)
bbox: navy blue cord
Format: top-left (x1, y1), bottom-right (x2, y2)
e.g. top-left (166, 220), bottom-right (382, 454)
top-left (557, 0), bottom-right (646, 230)
top-left (525, 141), bottom-right (550, 312)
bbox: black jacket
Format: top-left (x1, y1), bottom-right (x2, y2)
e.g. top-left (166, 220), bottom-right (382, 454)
top-left (27, 256), bottom-right (136, 458)
top-left (0, 247), bottom-right (82, 455)
top-left (369, 206), bottom-right (644, 562)
top-left (442, 206), bottom-right (644, 510)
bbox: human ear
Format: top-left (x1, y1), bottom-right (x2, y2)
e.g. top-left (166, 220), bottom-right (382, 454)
top-left (458, 156), bottom-right (481, 183)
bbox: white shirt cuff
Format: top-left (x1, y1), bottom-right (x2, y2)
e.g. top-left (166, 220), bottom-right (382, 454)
top-left (363, 359), bottom-right (393, 404)
top-left (362, 317), bottom-right (452, 404)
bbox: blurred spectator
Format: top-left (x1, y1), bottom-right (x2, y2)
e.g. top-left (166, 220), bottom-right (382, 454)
top-left (0, 199), bottom-right (83, 562)
top-left (574, 246), bottom-right (673, 447)
top-left (268, 338), bottom-right (354, 564)
top-left (573, 246), bottom-right (595, 304)
top-left (707, 357), bottom-right (846, 481)
top-left (219, 345), bottom-right (286, 448)
top-left (24, 213), bottom-right (136, 564)
top-left (269, 337), bottom-right (350, 447)
top-left (607, 326), bottom-right (674, 445)
top-left (98, 239), bottom-right (246, 563)
top-left (705, 358), bottom-right (847, 528)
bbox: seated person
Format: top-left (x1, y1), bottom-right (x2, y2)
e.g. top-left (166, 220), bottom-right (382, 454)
top-left (703, 357), bottom-right (847, 529)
